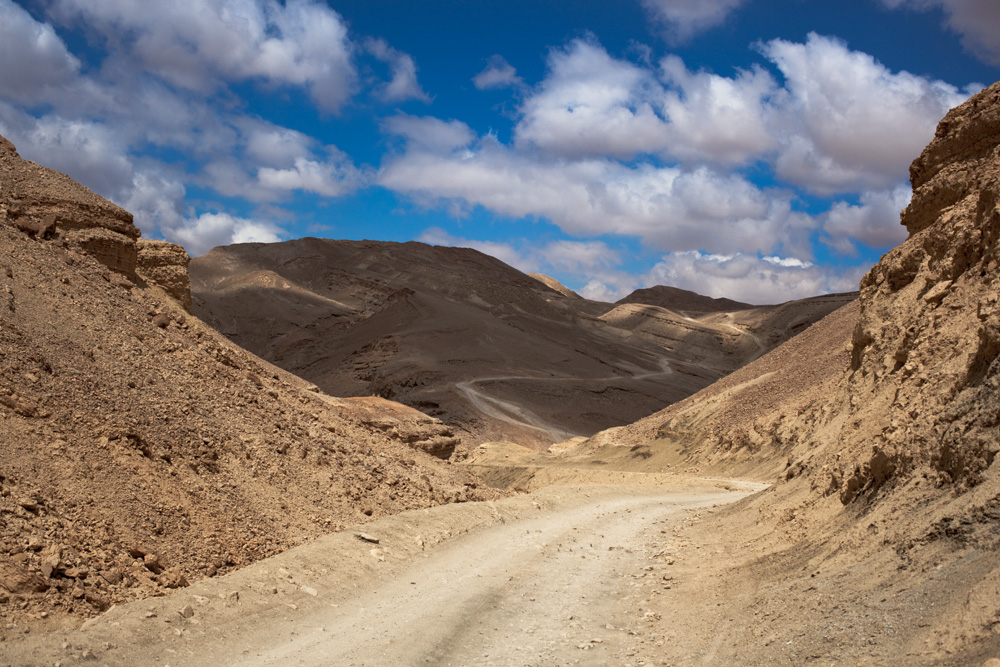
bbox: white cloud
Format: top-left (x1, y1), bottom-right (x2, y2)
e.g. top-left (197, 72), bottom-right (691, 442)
top-left (579, 279), bottom-right (639, 302)
top-left (417, 229), bottom-right (637, 301)
top-left (509, 34), bottom-right (964, 186)
top-left (473, 55), bottom-right (524, 90)
top-left (641, 0), bottom-right (747, 41)
top-left (647, 251), bottom-right (864, 304)
top-left (380, 132), bottom-right (816, 258)
top-left (822, 185), bottom-right (912, 254)
top-left (257, 150), bottom-right (366, 197)
top-left (365, 38), bottom-right (430, 103)
top-left (882, 0), bottom-right (1000, 65)
top-left (0, 0), bottom-right (80, 103)
top-left (119, 169), bottom-right (188, 237)
top-left (241, 122), bottom-right (316, 166)
top-left (0, 109), bottom-right (135, 197)
top-left (412, 228), bottom-right (864, 305)
top-left (761, 33), bottom-right (969, 195)
top-left (541, 240), bottom-right (622, 274)
top-left (382, 114), bottom-right (476, 152)
top-left (514, 39), bottom-right (672, 161)
top-left (164, 212), bottom-right (284, 256)
top-left (659, 56), bottom-right (778, 165)
top-left (47, 0), bottom-right (357, 112)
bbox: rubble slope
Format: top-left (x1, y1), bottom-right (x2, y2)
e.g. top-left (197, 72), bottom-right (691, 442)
top-left (0, 137), bottom-right (500, 635)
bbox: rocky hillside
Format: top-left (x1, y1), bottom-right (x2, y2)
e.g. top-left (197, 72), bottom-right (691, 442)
top-left (0, 136), bottom-right (501, 634)
top-left (616, 284), bottom-right (751, 313)
top-left (191, 240), bottom-right (850, 449)
top-left (190, 239), bottom-right (709, 448)
top-left (582, 81), bottom-right (1000, 663)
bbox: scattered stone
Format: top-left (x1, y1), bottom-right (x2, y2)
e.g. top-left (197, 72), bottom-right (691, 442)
top-left (356, 533), bottom-right (380, 544)
top-left (178, 604), bottom-right (194, 619)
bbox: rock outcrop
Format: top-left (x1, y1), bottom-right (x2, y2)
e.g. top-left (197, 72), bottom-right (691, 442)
top-left (603, 82), bottom-right (1000, 505)
top-left (0, 148), bottom-right (504, 631)
top-left (137, 239), bottom-right (193, 311)
top-left (0, 135), bottom-right (140, 277)
top-left (822, 82), bottom-right (1000, 500)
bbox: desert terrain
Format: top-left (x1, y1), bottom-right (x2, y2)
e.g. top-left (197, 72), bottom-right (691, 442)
top-left (189, 237), bottom-right (852, 450)
top-left (2, 80), bottom-right (1000, 667)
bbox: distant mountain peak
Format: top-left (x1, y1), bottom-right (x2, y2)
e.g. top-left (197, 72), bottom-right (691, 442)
top-left (616, 285), bottom-right (752, 313)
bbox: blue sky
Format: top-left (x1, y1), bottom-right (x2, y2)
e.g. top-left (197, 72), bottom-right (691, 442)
top-left (2, 0), bottom-right (998, 303)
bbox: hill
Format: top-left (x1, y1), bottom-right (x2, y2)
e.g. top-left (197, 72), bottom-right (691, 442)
top-left (191, 240), bottom-right (850, 450)
top-left (616, 284), bottom-right (752, 313)
top-left (546, 79), bottom-right (1000, 663)
top-left (0, 136), bottom-right (501, 633)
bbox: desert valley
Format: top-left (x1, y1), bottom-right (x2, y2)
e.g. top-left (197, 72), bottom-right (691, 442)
top-left (3, 70), bottom-right (1000, 667)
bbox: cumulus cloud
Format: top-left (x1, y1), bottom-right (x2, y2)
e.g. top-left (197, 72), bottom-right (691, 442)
top-left (380, 132), bottom-right (816, 258)
top-left (473, 55), bottom-right (524, 90)
top-left (646, 252), bottom-right (864, 304)
top-left (641, 0), bottom-right (747, 41)
top-left (257, 150), bottom-right (366, 197)
top-left (0, 106), bottom-right (135, 198)
top-left (659, 56), bottom-right (778, 165)
top-left (164, 212), bottom-right (284, 256)
top-left (761, 33), bottom-right (969, 194)
top-left (0, 0), bottom-right (80, 103)
top-left (415, 227), bottom-right (861, 305)
top-left (882, 0), bottom-right (1000, 65)
top-left (382, 114), bottom-right (476, 152)
top-left (380, 34), bottom-right (965, 266)
top-left (822, 185), bottom-right (912, 254)
top-left (514, 39), bottom-right (672, 161)
top-left (509, 34), bottom-right (964, 187)
top-left (46, 0), bottom-right (357, 112)
top-left (365, 38), bottom-right (430, 103)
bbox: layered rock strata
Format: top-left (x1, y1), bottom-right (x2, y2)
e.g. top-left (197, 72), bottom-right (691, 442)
top-left (0, 135), bottom-right (140, 277)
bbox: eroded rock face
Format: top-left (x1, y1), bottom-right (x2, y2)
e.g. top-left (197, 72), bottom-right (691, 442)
top-left (331, 396), bottom-right (462, 459)
top-left (137, 240), bottom-right (193, 311)
top-left (0, 135), bottom-right (140, 276)
top-left (826, 82), bottom-right (1000, 500)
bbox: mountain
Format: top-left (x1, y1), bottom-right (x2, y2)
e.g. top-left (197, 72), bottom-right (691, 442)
top-left (569, 79), bottom-right (1000, 662)
top-left (616, 284), bottom-right (752, 313)
top-left (190, 239), bottom-right (849, 450)
top-left (528, 272), bottom-right (581, 298)
top-left (0, 136), bottom-right (501, 630)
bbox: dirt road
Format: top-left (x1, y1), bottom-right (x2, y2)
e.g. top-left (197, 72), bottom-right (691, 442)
top-left (454, 358), bottom-right (675, 444)
top-left (2, 482), bottom-right (761, 667)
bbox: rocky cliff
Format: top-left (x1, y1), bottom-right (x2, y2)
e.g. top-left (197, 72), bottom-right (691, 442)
top-left (0, 136), bottom-right (140, 277)
top-left (136, 239), bottom-right (193, 312)
top-left (579, 81), bottom-right (1000, 663)
top-left (0, 140), bottom-right (502, 633)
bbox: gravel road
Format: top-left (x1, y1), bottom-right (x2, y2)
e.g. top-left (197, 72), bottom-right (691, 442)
top-left (1, 483), bottom-right (761, 667)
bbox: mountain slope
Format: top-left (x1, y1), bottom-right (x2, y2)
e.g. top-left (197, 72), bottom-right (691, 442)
top-left (191, 239), bottom-right (712, 448)
top-left (616, 284), bottom-right (752, 313)
top-left (569, 79), bottom-right (1000, 664)
top-left (191, 240), bottom-right (851, 450)
top-left (0, 136), bottom-right (501, 632)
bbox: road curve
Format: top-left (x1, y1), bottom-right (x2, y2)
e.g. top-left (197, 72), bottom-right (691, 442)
top-left (3, 484), bottom-right (762, 667)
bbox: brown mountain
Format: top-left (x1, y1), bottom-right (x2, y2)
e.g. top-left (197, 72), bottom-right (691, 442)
top-left (616, 284), bottom-right (752, 313)
top-left (0, 136), bottom-right (501, 630)
top-left (558, 79), bottom-right (1000, 663)
top-left (190, 239), bottom-right (849, 450)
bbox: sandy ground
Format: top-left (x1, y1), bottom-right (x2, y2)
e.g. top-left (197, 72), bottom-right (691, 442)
top-left (0, 480), bottom-right (762, 667)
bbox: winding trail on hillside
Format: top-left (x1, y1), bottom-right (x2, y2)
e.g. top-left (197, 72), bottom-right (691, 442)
top-left (723, 314), bottom-right (766, 360)
top-left (455, 358), bottom-right (674, 443)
